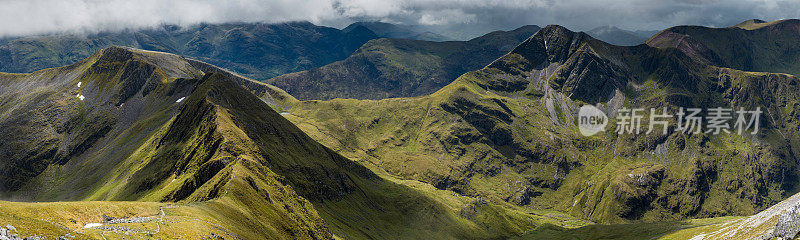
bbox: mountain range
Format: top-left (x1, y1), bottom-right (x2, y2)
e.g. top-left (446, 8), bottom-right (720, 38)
top-left (343, 21), bottom-right (453, 41)
top-left (0, 22), bottom-right (543, 101)
top-left (268, 25), bottom-right (540, 100)
top-left (586, 26), bottom-right (657, 46)
top-left (0, 22), bottom-right (378, 80)
top-left (1, 18), bottom-right (800, 239)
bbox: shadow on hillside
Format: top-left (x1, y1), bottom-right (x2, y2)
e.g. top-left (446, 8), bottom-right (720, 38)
top-left (515, 221), bottom-right (694, 240)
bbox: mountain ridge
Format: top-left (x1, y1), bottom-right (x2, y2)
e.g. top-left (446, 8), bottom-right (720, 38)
top-left (647, 18), bottom-right (800, 76)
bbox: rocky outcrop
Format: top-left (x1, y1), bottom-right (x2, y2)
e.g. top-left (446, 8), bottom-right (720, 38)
top-left (766, 204), bottom-right (800, 239)
top-left (0, 224), bottom-right (60, 240)
top-left (753, 202), bottom-right (800, 240)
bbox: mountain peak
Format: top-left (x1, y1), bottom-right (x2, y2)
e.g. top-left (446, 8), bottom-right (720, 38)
top-left (96, 45), bottom-right (134, 62)
top-left (538, 24), bottom-right (595, 45)
top-left (92, 46), bottom-right (203, 80)
top-left (502, 25), bottom-right (593, 66)
top-left (538, 24), bottom-right (578, 36)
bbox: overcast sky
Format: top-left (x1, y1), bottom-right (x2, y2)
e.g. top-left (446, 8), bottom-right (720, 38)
top-left (0, 0), bottom-right (798, 38)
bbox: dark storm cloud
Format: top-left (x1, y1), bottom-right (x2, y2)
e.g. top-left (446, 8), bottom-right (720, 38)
top-left (0, 0), bottom-right (798, 38)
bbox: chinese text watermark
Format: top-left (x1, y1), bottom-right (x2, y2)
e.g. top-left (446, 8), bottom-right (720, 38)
top-left (578, 106), bottom-right (761, 136)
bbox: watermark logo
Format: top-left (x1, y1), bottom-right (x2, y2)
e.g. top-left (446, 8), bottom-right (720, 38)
top-left (578, 105), bottom-right (609, 136)
top-left (577, 106), bottom-right (762, 137)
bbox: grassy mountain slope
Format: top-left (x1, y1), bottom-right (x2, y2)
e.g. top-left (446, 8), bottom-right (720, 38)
top-left (647, 19), bottom-right (800, 76)
top-left (267, 25), bottom-right (540, 100)
top-left (0, 22), bottom-right (377, 80)
top-left (282, 25), bottom-right (800, 225)
top-left (0, 46), bottom-right (588, 239)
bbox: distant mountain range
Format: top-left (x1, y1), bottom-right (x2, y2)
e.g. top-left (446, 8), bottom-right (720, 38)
top-left (586, 26), bottom-right (657, 46)
top-left (0, 21), bottom-right (378, 80)
top-left (0, 21), bottom-right (533, 98)
top-left (268, 25), bottom-right (541, 100)
top-left (344, 21), bottom-right (454, 41)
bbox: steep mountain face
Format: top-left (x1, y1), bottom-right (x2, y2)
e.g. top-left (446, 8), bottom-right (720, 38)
top-left (268, 25), bottom-right (540, 100)
top-left (0, 46), bottom-right (583, 239)
top-left (586, 26), bottom-right (652, 46)
top-left (344, 21), bottom-right (453, 41)
top-left (0, 21), bottom-right (377, 80)
top-left (284, 25), bottom-right (800, 224)
top-left (647, 19), bottom-right (800, 76)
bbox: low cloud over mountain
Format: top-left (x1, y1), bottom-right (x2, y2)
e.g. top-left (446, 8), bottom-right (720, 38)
top-left (2, 0), bottom-right (799, 38)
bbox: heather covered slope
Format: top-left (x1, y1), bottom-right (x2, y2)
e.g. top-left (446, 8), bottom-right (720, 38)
top-left (0, 46), bottom-right (588, 239)
top-left (0, 21), bottom-right (378, 80)
top-left (647, 19), bottom-right (800, 76)
top-left (268, 25), bottom-right (540, 100)
top-left (283, 25), bottom-right (800, 225)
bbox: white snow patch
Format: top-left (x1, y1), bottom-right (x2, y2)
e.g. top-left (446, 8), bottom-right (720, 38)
top-left (77, 94), bottom-right (85, 101)
top-left (280, 112), bottom-right (290, 115)
top-left (77, 82), bottom-right (82, 88)
top-left (83, 223), bottom-right (102, 228)
top-left (176, 97), bottom-right (185, 103)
